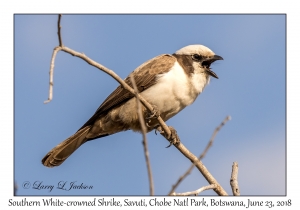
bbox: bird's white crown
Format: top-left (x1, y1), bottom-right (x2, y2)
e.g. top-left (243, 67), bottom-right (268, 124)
top-left (175, 44), bottom-right (215, 57)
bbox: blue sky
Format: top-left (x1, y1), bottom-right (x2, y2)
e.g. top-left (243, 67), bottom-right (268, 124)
top-left (14, 14), bottom-right (285, 196)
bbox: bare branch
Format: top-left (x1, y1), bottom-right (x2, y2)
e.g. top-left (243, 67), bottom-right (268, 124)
top-left (44, 14), bottom-right (63, 104)
top-left (45, 15), bottom-right (229, 196)
top-left (44, 46), bottom-right (60, 104)
top-left (168, 115), bottom-right (231, 195)
top-left (57, 14), bottom-right (63, 47)
top-left (172, 142), bottom-right (228, 195)
top-left (171, 184), bottom-right (217, 196)
top-left (200, 115), bottom-right (231, 160)
top-left (230, 161), bottom-right (240, 196)
top-left (130, 75), bottom-right (154, 196)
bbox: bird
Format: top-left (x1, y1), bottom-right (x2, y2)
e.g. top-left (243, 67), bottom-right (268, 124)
top-left (42, 44), bottom-right (223, 167)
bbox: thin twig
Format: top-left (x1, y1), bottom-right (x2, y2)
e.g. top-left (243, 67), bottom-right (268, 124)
top-left (57, 14), bottom-right (63, 47)
top-left (173, 141), bottom-right (227, 195)
top-left (44, 14), bottom-right (63, 104)
top-left (45, 15), bottom-right (229, 196)
top-left (44, 46), bottom-right (60, 103)
top-left (200, 116), bottom-right (231, 160)
top-left (230, 162), bottom-right (240, 196)
top-left (171, 184), bottom-right (217, 196)
top-left (130, 75), bottom-right (154, 196)
top-left (168, 116), bottom-right (231, 195)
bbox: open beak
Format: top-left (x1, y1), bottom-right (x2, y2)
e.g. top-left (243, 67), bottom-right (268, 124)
top-left (203, 55), bottom-right (223, 79)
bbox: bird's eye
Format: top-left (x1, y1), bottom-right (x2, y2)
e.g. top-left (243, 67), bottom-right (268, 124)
top-left (192, 54), bottom-right (202, 61)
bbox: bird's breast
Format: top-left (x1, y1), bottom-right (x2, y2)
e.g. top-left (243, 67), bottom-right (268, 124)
top-left (141, 62), bottom-right (209, 120)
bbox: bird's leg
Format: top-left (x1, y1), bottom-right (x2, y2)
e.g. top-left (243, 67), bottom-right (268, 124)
top-left (146, 105), bottom-right (160, 127)
top-left (155, 125), bottom-right (181, 148)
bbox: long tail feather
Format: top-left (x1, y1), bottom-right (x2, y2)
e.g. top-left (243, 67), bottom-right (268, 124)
top-left (42, 126), bottom-right (91, 167)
